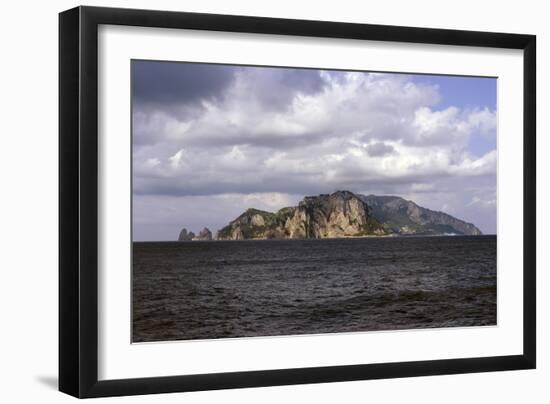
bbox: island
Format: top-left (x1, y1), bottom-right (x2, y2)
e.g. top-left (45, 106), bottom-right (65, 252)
top-left (178, 190), bottom-right (482, 241)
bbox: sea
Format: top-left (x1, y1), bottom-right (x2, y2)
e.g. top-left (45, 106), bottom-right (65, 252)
top-left (132, 235), bottom-right (496, 342)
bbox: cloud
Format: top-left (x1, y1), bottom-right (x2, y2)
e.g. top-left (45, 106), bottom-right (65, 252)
top-left (132, 60), bottom-right (237, 107)
top-left (467, 195), bottom-right (497, 208)
top-left (233, 66), bottom-right (326, 111)
top-left (365, 142), bottom-right (396, 157)
top-left (132, 69), bottom-right (497, 197)
top-left (466, 107), bottom-right (497, 138)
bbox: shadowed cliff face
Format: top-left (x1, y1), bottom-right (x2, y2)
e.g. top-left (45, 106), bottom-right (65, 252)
top-left (217, 191), bottom-right (386, 240)
top-left (360, 194), bottom-right (482, 236)
top-left (178, 228), bottom-right (195, 241)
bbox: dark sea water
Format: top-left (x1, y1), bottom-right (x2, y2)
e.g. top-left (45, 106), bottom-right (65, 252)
top-left (132, 236), bottom-right (496, 342)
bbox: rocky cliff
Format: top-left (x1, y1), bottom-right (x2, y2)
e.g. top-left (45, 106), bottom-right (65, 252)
top-left (359, 194), bottom-right (482, 236)
top-left (217, 191), bottom-right (387, 240)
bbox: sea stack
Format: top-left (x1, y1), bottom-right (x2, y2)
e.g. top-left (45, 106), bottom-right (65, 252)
top-left (178, 228), bottom-right (195, 241)
top-left (193, 227), bottom-right (213, 241)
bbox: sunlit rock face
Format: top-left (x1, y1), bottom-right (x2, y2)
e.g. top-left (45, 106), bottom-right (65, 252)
top-left (193, 227), bottom-right (213, 241)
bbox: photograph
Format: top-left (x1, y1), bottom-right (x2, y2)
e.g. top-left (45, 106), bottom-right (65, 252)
top-left (131, 60), bottom-right (497, 343)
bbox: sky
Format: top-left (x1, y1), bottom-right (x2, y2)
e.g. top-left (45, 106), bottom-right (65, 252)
top-left (132, 60), bottom-right (497, 241)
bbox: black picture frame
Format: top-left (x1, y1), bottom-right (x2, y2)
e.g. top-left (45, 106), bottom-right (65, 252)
top-left (59, 5), bottom-right (536, 398)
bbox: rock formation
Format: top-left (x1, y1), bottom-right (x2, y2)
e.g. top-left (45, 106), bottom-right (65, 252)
top-left (193, 227), bottom-right (213, 241)
top-left (217, 191), bottom-right (387, 240)
top-left (178, 227), bottom-right (213, 241)
top-left (177, 228), bottom-right (195, 241)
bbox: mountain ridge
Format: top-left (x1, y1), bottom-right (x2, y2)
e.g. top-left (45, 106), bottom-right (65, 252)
top-left (359, 194), bottom-right (481, 236)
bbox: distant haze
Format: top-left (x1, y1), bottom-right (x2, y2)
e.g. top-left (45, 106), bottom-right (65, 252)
top-left (132, 61), bottom-right (497, 241)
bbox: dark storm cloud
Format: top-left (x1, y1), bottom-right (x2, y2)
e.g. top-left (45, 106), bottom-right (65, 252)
top-left (132, 60), bottom-right (237, 106)
top-left (132, 61), bottom-right (325, 110)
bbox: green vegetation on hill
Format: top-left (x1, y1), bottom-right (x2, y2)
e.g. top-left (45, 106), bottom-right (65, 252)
top-left (355, 217), bottom-right (389, 236)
